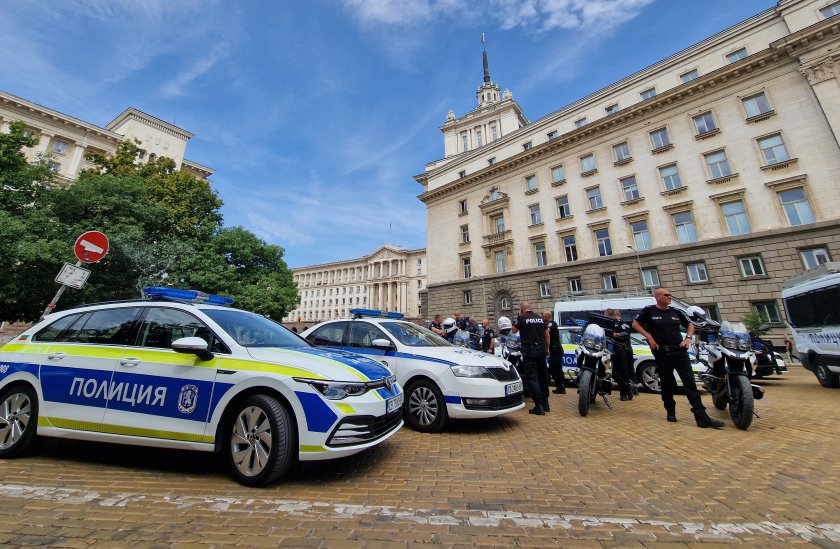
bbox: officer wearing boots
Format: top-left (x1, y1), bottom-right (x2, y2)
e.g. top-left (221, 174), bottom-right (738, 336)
top-left (512, 302), bottom-right (551, 415)
top-left (606, 309), bottom-right (633, 401)
top-left (543, 311), bottom-right (566, 394)
top-left (632, 288), bottom-right (725, 429)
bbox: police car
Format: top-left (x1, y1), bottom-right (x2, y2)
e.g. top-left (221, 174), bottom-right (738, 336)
top-left (0, 288), bottom-right (403, 486)
top-left (302, 309), bottom-right (524, 433)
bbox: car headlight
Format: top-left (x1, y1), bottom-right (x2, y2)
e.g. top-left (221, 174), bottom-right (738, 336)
top-left (450, 365), bottom-right (493, 378)
top-left (293, 378), bottom-right (370, 400)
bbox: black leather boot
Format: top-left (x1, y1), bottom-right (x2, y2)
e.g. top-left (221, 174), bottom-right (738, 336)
top-left (695, 411), bottom-right (724, 429)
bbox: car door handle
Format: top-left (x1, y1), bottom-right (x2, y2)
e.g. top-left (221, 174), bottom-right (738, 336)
top-left (119, 358), bottom-right (141, 367)
top-left (47, 352), bottom-right (66, 360)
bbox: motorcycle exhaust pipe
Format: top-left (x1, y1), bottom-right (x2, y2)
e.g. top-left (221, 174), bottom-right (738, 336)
top-left (751, 384), bottom-right (764, 400)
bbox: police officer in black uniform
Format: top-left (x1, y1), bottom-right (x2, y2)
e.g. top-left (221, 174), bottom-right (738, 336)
top-left (512, 301), bottom-right (551, 415)
top-left (607, 309), bottom-right (633, 401)
top-left (632, 288), bottom-right (724, 429)
top-left (543, 311), bottom-right (566, 394)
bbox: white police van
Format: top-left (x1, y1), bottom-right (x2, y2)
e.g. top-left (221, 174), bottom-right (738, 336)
top-left (0, 288), bottom-right (403, 486)
top-left (302, 309), bottom-right (524, 433)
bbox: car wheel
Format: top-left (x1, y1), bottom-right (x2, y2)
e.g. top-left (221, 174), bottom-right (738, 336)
top-left (815, 358), bottom-right (840, 388)
top-left (404, 380), bottom-right (447, 433)
top-left (0, 385), bottom-right (38, 459)
top-left (637, 362), bottom-right (661, 394)
top-left (225, 394), bottom-right (295, 487)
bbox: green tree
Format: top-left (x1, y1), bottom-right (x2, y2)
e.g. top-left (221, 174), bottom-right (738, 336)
top-left (742, 310), bottom-right (769, 333)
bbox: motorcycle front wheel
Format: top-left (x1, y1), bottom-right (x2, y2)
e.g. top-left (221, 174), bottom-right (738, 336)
top-left (729, 375), bottom-right (754, 430)
top-left (578, 369), bottom-right (593, 417)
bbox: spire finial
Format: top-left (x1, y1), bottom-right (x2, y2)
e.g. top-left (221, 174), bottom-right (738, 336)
top-left (481, 33), bottom-right (491, 83)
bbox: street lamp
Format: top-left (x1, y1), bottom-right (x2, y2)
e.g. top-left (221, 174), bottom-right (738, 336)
top-left (627, 245), bottom-right (645, 290)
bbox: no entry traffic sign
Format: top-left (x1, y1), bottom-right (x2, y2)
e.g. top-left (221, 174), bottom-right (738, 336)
top-left (74, 231), bottom-right (109, 263)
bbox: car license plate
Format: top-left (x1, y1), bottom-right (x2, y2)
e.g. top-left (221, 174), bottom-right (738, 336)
top-left (505, 381), bottom-right (523, 395)
top-left (387, 393), bottom-right (404, 414)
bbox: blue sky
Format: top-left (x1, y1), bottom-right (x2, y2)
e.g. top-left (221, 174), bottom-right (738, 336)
top-left (0, 0), bottom-right (773, 268)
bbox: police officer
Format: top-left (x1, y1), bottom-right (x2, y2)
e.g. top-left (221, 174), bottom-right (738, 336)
top-left (512, 301), bottom-right (551, 415)
top-left (479, 319), bottom-right (496, 354)
top-left (632, 288), bottom-right (724, 429)
top-left (429, 314), bottom-right (445, 336)
top-left (606, 309), bottom-right (633, 401)
top-left (543, 311), bottom-right (566, 394)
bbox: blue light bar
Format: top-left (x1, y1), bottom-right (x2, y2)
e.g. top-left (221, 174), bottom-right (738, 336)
top-left (142, 287), bottom-right (234, 306)
top-left (349, 308), bottom-right (404, 319)
top-left (386, 311), bottom-right (405, 319)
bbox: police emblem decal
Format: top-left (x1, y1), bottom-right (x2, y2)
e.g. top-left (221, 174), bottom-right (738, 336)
top-left (178, 384), bottom-right (199, 414)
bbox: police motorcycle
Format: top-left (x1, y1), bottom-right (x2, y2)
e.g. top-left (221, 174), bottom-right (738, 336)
top-left (750, 324), bottom-right (788, 377)
top-left (687, 306), bottom-right (764, 430)
top-left (496, 316), bottom-right (523, 377)
top-left (575, 313), bottom-right (617, 417)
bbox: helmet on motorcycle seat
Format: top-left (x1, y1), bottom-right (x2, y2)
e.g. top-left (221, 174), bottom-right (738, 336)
top-left (497, 316), bottom-right (512, 333)
top-left (686, 305), bottom-right (708, 327)
top-left (442, 317), bottom-right (458, 334)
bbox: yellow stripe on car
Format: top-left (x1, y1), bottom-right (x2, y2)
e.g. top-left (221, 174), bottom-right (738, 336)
top-left (299, 445), bottom-right (326, 453)
top-left (43, 417), bottom-right (215, 443)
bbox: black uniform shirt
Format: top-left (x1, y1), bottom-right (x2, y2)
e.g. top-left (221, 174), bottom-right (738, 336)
top-left (480, 328), bottom-right (496, 352)
top-left (547, 320), bottom-right (562, 351)
top-left (429, 321), bottom-right (442, 331)
top-left (514, 312), bottom-right (547, 348)
top-left (634, 305), bottom-right (688, 346)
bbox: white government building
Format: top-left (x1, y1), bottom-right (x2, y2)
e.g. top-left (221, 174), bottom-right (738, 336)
top-left (414, 0), bottom-right (840, 346)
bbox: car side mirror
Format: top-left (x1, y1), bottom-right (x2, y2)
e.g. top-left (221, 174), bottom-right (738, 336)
top-left (172, 336), bottom-right (214, 362)
top-left (371, 338), bottom-right (394, 350)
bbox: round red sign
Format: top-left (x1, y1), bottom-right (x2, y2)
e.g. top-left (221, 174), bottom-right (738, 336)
top-left (74, 231), bottom-right (109, 263)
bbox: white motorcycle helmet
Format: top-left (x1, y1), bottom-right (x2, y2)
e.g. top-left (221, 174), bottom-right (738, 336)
top-left (686, 305), bottom-right (708, 327)
top-left (497, 316), bottom-right (512, 334)
top-left (442, 317), bottom-right (458, 335)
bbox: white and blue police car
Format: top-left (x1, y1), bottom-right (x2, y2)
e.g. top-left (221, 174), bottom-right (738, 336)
top-left (0, 288), bottom-right (403, 486)
top-left (302, 309), bottom-right (524, 433)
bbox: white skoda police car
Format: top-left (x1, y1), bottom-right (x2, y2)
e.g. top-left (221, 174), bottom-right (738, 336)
top-left (0, 288), bottom-right (403, 486)
top-left (302, 309), bottom-right (524, 433)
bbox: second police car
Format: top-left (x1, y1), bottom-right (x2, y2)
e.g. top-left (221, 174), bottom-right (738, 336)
top-left (0, 288), bottom-right (403, 486)
top-left (302, 309), bottom-right (524, 432)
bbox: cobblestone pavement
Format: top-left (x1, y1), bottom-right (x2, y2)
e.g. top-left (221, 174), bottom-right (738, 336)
top-left (0, 365), bottom-right (838, 548)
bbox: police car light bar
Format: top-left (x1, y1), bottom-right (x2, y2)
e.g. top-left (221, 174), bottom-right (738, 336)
top-left (349, 308), bottom-right (405, 319)
top-left (142, 287), bottom-right (234, 306)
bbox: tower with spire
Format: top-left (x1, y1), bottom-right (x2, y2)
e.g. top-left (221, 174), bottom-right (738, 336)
top-left (439, 35), bottom-right (528, 159)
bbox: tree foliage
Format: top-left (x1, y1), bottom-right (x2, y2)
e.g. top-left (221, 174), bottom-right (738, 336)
top-left (1, 135), bottom-right (298, 322)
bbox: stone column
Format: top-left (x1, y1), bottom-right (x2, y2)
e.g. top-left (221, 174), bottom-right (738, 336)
top-left (800, 54), bottom-right (840, 149)
top-left (37, 131), bottom-right (54, 156)
top-left (68, 142), bottom-right (87, 179)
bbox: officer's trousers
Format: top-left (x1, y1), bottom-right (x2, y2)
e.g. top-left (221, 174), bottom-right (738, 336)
top-left (521, 345), bottom-right (549, 404)
top-left (653, 349), bottom-right (705, 415)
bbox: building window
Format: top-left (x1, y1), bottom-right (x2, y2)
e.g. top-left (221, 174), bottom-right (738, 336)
top-left (459, 199), bottom-right (468, 214)
top-left (659, 163), bottom-right (683, 191)
top-left (476, 128), bottom-right (484, 147)
top-left (721, 200), bottom-right (752, 236)
top-left (464, 290), bottom-right (473, 305)
top-left (580, 153), bottom-right (597, 173)
top-left (556, 196), bottom-right (571, 219)
top-left (563, 235), bottom-right (578, 262)
top-left (605, 103), bottom-right (619, 115)
top-left (587, 187), bottom-right (603, 210)
top-left (821, 2), bottom-right (840, 17)
top-left (539, 281), bottom-right (551, 298)
top-left (641, 267), bottom-right (660, 288)
top-left (602, 273), bottom-right (619, 290)
top-left (673, 211), bottom-right (698, 244)
top-left (686, 262), bottom-right (709, 283)
top-left (523, 141), bottom-right (532, 151)
top-left (48, 161), bottom-right (61, 173)
top-left (620, 176), bottom-right (640, 201)
top-left (705, 150), bottom-right (732, 179)
top-left (739, 256), bottom-right (766, 277)
top-left (569, 277), bottom-right (583, 293)
top-left (779, 188), bottom-right (815, 226)
top-left (490, 125), bottom-right (498, 141)
top-left (495, 250), bottom-right (506, 273)
top-left (460, 224), bottom-right (470, 244)
top-left (493, 215), bottom-right (505, 233)
top-left (529, 204), bottom-right (542, 225)
top-left (487, 157), bottom-right (496, 165)
top-left (525, 174), bottom-right (538, 192)
top-left (726, 47), bottom-right (748, 63)
top-left (631, 220), bottom-right (652, 250)
top-left (613, 141), bottom-right (631, 162)
top-left (490, 188), bottom-right (501, 201)
top-left (52, 140), bottom-right (69, 154)
top-left (801, 247), bottom-right (831, 270)
top-left (575, 117), bottom-right (587, 128)
top-left (640, 87), bottom-right (657, 101)
top-left (752, 301), bottom-right (781, 324)
top-left (535, 242), bottom-right (547, 266)
top-left (551, 164), bottom-right (565, 183)
top-left (693, 111), bottom-right (718, 135)
top-left (547, 130), bottom-right (558, 139)
top-left (461, 132), bottom-right (469, 152)
top-left (742, 92), bottom-right (772, 118)
top-left (595, 227), bottom-right (612, 257)
top-left (500, 296), bottom-right (511, 310)
top-left (680, 69), bottom-right (700, 83)
top-left (650, 127), bottom-right (671, 149)
top-left (758, 133), bottom-right (790, 165)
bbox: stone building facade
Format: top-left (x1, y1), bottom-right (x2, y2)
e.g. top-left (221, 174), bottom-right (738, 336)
top-left (283, 245), bottom-right (427, 328)
top-left (415, 0), bottom-right (840, 345)
top-left (0, 90), bottom-right (213, 181)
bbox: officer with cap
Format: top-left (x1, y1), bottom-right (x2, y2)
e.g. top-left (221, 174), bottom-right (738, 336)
top-left (512, 301), bottom-right (550, 415)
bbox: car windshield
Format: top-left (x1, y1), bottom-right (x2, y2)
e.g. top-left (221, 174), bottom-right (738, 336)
top-left (380, 321), bottom-right (451, 347)
top-left (202, 308), bottom-right (308, 348)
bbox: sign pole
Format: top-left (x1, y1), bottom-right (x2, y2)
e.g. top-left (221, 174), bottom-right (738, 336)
top-left (41, 260), bottom-right (83, 320)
